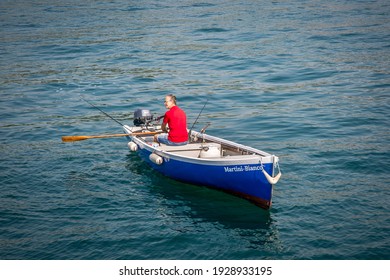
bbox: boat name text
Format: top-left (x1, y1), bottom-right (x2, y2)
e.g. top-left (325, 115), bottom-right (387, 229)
top-left (224, 165), bottom-right (262, 173)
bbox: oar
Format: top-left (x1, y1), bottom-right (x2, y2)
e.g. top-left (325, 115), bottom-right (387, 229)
top-left (62, 131), bottom-right (160, 142)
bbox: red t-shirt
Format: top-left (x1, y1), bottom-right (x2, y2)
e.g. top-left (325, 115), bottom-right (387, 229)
top-left (163, 106), bottom-right (188, 142)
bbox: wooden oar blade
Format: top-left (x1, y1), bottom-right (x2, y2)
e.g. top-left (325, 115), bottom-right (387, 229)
top-left (61, 134), bottom-right (129, 142)
top-left (62, 135), bottom-right (90, 142)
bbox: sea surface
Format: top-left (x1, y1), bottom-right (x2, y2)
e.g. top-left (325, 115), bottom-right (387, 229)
top-left (0, 0), bottom-right (389, 260)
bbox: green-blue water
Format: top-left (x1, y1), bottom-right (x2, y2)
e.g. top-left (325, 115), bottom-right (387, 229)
top-left (0, 0), bottom-right (389, 259)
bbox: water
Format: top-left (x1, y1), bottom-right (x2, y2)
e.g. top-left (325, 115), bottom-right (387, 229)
top-left (0, 0), bottom-right (389, 260)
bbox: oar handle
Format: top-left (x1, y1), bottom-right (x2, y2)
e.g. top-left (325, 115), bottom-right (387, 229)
top-left (62, 131), bottom-right (160, 142)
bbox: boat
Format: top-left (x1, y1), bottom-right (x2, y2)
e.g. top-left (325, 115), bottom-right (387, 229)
top-left (123, 109), bottom-right (282, 209)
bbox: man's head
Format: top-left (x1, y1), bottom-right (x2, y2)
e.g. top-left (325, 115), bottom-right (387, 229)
top-left (164, 94), bottom-right (177, 109)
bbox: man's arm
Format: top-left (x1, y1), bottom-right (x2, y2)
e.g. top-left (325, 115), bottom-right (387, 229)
top-left (161, 122), bottom-right (168, 132)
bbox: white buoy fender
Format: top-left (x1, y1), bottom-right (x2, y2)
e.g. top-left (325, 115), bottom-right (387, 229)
top-left (262, 169), bottom-right (282, 185)
top-left (127, 141), bottom-right (138, 151)
top-left (149, 153), bottom-right (163, 165)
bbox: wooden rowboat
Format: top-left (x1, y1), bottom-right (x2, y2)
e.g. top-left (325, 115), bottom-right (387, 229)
top-left (123, 124), bottom-right (281, 209)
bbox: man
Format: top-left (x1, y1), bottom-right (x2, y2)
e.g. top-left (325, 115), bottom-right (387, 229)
top-left (154, 94), bottom-right (188, 146)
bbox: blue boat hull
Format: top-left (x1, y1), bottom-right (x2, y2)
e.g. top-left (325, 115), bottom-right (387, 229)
top-left (137, 147), bottom-right (274, 209)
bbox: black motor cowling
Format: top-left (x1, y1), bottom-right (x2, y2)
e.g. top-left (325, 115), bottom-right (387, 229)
top-left (133, 109), bottom-right (153, 126)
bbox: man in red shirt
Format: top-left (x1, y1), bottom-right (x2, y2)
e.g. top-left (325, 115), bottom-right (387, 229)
top-left (155, 94), bottom-right (188, 145)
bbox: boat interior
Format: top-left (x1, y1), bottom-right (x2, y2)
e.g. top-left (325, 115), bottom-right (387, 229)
top-left (138, 135), bottom-right (262, 159)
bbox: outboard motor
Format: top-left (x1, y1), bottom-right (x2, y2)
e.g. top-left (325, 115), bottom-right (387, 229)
top-left (133, 109), bottom-right (153, 126)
